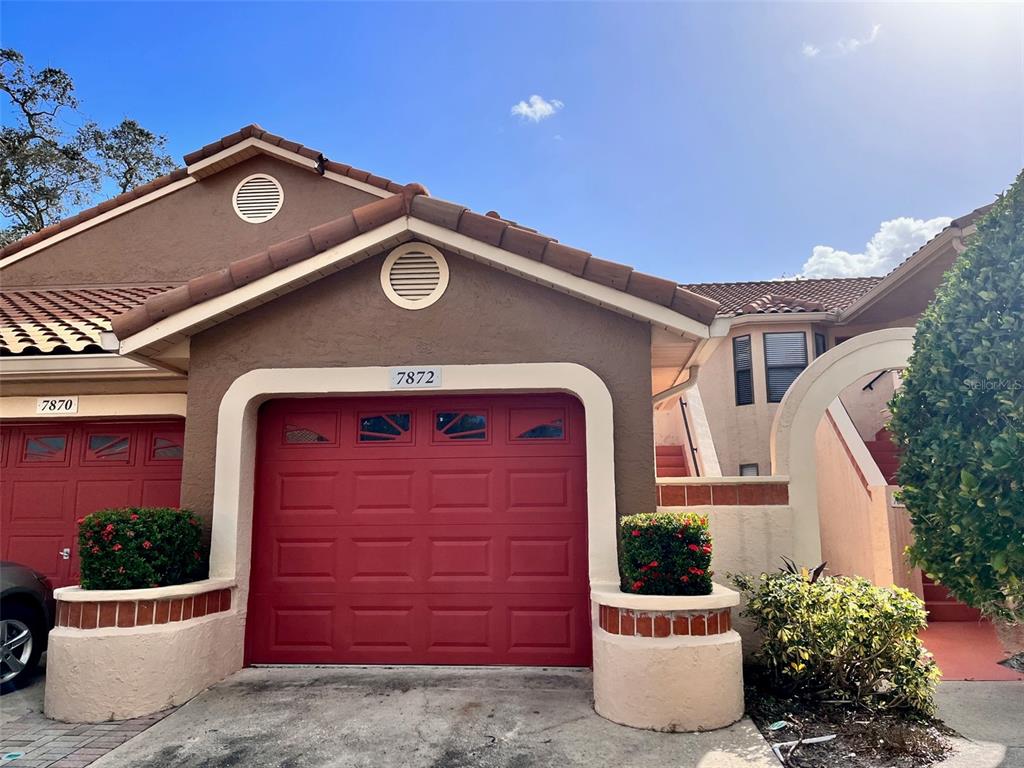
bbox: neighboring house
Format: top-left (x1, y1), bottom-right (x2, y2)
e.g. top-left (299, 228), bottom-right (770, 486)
top-left (0, 125), bottom-right (991, 669)
top-left (668, 204), bottom-right (988, 479)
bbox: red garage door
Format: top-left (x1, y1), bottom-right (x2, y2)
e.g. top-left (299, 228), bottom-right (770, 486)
top-left (0, 420), bottom-right (185, 588)
top-left (247, 394), bottom-right (591, 666)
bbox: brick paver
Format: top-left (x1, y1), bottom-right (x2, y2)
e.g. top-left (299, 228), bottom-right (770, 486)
top-left (0, 708), bottom-right (174, 767)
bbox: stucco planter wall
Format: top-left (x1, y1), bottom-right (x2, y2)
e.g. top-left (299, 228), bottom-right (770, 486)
top-left (591, 583), bottom-right (743, 732)
top-left (45, 578), bottom-right (243, 723)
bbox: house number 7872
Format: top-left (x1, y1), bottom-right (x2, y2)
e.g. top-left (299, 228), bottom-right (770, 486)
top-left (389, 367), bottom-right (442, 389)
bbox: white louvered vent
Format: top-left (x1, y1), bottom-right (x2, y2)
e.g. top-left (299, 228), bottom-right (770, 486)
top-left (232, 174), bottom-right (284, 223)
top-left (380, 243), bottom-right (450, 310)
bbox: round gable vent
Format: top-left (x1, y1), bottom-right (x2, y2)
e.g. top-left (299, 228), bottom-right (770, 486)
top-left (380, 242), bottom-right (450, 310)
top-left (232, 174), bottom-right (284, 223)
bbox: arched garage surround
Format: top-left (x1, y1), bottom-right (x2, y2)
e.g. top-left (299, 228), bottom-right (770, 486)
top-left (208, 363), bottom-right (618, 608)
top-left (769, 328), bottom-right (916, 566)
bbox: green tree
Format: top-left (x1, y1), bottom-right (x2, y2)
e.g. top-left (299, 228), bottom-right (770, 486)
top-left (0, 49), bottom-right (175, 245)
top-left (890, 171), bottom-right (1024, 622)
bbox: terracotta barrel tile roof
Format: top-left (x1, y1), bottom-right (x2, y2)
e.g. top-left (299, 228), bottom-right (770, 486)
top-left (682, 277), bottom-right (882, 316)
top-left (110, 187), bottom-right (720, 341)
top-left (0, 286), bottom-right (174, 355)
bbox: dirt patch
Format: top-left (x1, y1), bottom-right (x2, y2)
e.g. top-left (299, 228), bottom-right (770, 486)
top-left (745, 672), bottom-right (952, 768)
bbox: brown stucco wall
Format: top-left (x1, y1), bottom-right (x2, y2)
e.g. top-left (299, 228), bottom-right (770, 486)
top-left (180, 250), bottom-right (656, 526)
top-left (1, 156), bottom-right (380, 288)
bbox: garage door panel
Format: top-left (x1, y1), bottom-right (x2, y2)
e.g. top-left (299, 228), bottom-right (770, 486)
top-left (249, 526), bottom-right (341, 594)
top-left (73, 479), bottom-right (137, 519)
top-left (350, 470), bottom-right (416, 513)
top-left (247, 395), bottom-right (589, 666)
top-left (3, 534), bottom-right (65, 580)
top-left (0, 421), bottom-right (184, 588)
top-left (10, 480), bottom-right (69, 522)
top-left (248, 593), bottom-right (339, 662)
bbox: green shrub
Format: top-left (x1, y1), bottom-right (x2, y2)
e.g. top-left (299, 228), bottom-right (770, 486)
top-left (733, 569), bottom-right (939, 714)
top-left (619, 511), bottom-right (712, 595)
top-left (889, 172), bottom-right (1024, 622)
top-left (78, 507), bottom-right (208, 590)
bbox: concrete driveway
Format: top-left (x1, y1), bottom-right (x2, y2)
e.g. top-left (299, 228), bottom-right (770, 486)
top-left (934, 681), bottom-right (1024, 768)
top-left (91, 667), bottom-right (777, 768)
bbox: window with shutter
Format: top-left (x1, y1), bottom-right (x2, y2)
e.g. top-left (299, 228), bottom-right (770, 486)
top-left (733, 335), bottom-right (754, 405)
top-left (815, 332), bottom-right (828, 358)
top-left (764, 332), bottom-right (808, 402)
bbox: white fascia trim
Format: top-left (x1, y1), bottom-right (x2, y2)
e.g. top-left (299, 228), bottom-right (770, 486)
top-left (208, 364), bottom-right (618, 605)
top-left (839, 228), bottom-right (958, 323)
top-left (187, 137), bottom-right (393, 199)
top-left (118, 218), bottom-right (410, 357)
top-left (187, 138), bottom-right (319, 177)
top-left (0, 393), bottom-right (187, 420)
top-left (407, 219), bottom-right (711, 339)
top-left (322, 170), bottom-right (393, 199)
top-left (118, 217), bottom-right (711, 359)
top-left (0, 178), bottom-right (197, 271)
top-left (0, 354), bottom-right (180, 382)
top-left (710, 312), bottom-right (836, 337)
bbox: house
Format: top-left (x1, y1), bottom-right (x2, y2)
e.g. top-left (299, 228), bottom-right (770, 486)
top-left (0, 125), bottom-right (990, 680)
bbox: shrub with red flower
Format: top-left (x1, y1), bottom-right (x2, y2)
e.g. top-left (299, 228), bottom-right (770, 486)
top-left (77, 507), bottom-right (208, 590)
top-left (619, 511), bottom-right (713, 596)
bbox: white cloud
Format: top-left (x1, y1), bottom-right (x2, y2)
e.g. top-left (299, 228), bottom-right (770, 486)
top-left (799, 215), bottom-right (952, 278)
top-left (511, 95), bottom-right (564, 122)
top-left (837, 23), bottom-right (881, 55)
top-left (802, 23), bottom-right (881, 59)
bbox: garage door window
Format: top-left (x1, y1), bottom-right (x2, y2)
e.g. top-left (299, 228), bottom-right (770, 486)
top-left (23, 434), bottom-right (67, 462)
top-left (151, 434), bottom-right (184, 460)
top-left (358, 413), bottom-right (412, 443)
top-left (510, 408), bottom-right (566, 441)
top-left (85, 434), bottom-right (131, 463)
top-left (283, 412), bottom-right (337, 445)
top-left (434, 411), bottom-right (488, 441)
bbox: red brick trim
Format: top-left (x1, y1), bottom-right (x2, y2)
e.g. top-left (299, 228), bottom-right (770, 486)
top-left (57, 588), bottom-right (231, 630)
top-left (656, 481), bottom-right (789, 506)
top-left (598, 604), bottom-right (732, 637)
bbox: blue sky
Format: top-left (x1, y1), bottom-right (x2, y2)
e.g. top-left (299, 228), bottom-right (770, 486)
top-left (3, 2), bottom-right (1022, 282)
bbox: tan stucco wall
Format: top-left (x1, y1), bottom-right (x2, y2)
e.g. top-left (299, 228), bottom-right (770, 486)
top-left (1, 378), bottom-right (187, 397)
top-left (181, 249), bottom-right (657, 526)
top-left (815, 412), bottom-right (892, 584)
top-left (696, 322), bottom-right (815, 475)
top-left (1, 156), bottom-right (379, 287)
top-left (593, 630), bottom-right (744, 731)
top-left (44, 611), bottom-right (244, 722)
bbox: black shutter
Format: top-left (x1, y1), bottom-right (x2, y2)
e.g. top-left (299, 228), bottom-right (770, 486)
top-left (733, 335), bottom-right (754, 405)
top-left (764, 332), bottom-right (808, 402)
top-left (815, 332), bottom-right (827, 357)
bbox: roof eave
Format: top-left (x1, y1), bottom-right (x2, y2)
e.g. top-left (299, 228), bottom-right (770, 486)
top-left (115, 217), bottom-right (713, 368)
top-left (837, 225), bottom-right (964, 324)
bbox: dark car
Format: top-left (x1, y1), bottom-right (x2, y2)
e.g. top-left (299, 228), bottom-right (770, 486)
top-left (0, 561), bottom-right (55, 690)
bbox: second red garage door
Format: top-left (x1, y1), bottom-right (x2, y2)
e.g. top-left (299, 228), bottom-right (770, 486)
top-left (247, 394), bottom-right (591, 666)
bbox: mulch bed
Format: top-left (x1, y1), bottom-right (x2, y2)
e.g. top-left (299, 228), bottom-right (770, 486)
top-left (745, 671), bottom-right (953, 768)
top-left (1000, 652), bottom-right (1024, 673)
